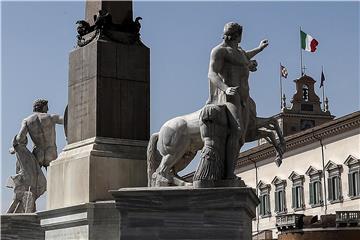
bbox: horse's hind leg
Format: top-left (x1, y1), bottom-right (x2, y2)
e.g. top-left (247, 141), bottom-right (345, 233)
top-left (155, 150), bottom-right (186, 186)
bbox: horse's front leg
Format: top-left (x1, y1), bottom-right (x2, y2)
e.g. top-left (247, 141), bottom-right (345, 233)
top-left (257, 129), bottom-right (283, 167)
top-left (269, 119), bottom-right (286, 153)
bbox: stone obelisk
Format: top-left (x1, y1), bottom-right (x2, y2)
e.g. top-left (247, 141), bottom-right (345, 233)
top-left (47, 0), bottom-right (149, 210)
top-left (39, 1), bottom-right (149, 239)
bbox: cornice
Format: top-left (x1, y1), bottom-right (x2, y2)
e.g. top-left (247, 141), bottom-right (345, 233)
top-left (236, 111), bottom-right (360, 170)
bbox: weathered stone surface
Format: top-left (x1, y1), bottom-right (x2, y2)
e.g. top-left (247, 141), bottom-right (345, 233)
top-left (111, 187), bottom-right (259, 240)
top-left (38, 201), bottom-right (118, 240)
top-left (1, 213), bottom-right (44, 240)
top-left (47, 137), bottom-right (147, 210)
top-left (6, 99), bottom-right (63, 213)
top-left (85, 0), bottom-right (133, 26)
top-left (67, 40), bottom-right (150, 144)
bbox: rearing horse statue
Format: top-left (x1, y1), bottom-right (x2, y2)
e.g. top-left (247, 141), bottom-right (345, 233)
top-left (147, 98), bottom-right (286, 187)
top-left (148, 23), bottom-right (286, 187)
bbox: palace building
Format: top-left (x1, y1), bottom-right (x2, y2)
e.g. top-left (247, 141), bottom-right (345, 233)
top-left (235, 75), bottom-right (360, 239)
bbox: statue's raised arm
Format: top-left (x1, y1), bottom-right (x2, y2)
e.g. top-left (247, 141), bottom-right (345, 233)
top-left (245, 39), bottom-right (269, 59)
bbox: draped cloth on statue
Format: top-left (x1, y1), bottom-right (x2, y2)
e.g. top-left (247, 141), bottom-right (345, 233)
top-left (7, 136), bottom-right (46, 207)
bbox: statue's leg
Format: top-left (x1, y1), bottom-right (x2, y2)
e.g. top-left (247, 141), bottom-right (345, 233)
top-left (258, 130), bottom-right (283, 166)
top-left (6, 199), bottom-right (19, 213)
top-left (256, 117), bottom-right (286, 155)
top-left (155, 149), bottom-right (187, 186)
top-left (15, 200), bottom-right (24, 213)
top-left (225, 103), bottom-right (242, 179)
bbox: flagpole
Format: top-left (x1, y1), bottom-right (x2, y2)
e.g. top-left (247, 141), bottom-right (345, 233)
top-left (322, 66), bottom-right (325, 110)
top-left (300, 27), bottom-right (303, 76)
top-left (280, 63), bottom-right (283, 110)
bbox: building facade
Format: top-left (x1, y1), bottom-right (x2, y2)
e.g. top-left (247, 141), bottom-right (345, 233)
top-left (236, 110), bottom-right (360, 238)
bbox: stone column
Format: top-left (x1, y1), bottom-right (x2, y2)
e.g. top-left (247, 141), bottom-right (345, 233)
top-left (47, 0), bottom-right (149, 210)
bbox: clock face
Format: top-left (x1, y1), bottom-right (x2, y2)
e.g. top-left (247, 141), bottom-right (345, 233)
top-left (300, 119), bottom-right (315, 130)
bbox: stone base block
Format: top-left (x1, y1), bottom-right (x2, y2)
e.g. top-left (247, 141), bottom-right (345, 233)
top-left (38, 201), bottom-right (118, 240)
top-left (47, 137), bottom-right (147, 209)
top-left (111, 187), bottom-right (260, 240)
top-left (1, 213), bottom-right (44, 240)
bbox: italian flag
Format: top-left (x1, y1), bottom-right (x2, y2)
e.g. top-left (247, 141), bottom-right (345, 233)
top-left (301, 30), bottom-right (319, 52)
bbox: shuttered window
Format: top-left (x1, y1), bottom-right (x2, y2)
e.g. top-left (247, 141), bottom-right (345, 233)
top-left (309, 180), bottom-right (323, 207)
top-left (348, 170), bottom-right (360, 197)
top-left (344, 155), bottom-right (360, 199)
top-left (325, 161), bottom-right (343, 203)
top-left (275, 190), bottom-right (285, 213)
top-left (291, 185), bottom-right (304, 210)
top-left (258, 183), bottom-right (271, 217)
top-left (328, 176), bottom-right (342, 202)
top-left (259, 193), bottom-right (271, 217)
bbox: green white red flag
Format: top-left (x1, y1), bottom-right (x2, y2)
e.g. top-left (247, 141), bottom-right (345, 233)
top-left (300, 30), bottom-right (319, 52)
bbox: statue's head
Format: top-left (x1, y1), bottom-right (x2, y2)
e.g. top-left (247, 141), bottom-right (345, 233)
top-left (223, 22), bottom-right (243, 43)
top-left (33, 99), bottom-right (48, 113)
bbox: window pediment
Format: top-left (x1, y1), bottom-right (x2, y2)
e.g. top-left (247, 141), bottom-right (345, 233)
top-left (306, 166), bottom-right (323, 177)
top-left (325, 160), bottom-right (343, 172)
top-left (271, 176), bottom-right (287, 187)
top-left (257, 180), bottom-right (271, 190)
top-left (288, 171), bottom-right (304, 182)
top-left (344, 155), bottom-right (360, 167)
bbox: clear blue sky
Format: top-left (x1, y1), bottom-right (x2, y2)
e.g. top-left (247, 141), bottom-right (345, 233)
top-left (1, 1), bottom-right (359, 213)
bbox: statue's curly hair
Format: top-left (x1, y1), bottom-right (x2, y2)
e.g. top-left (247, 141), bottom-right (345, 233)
top-left (223, 22), bottom-right (243, 41)
top-left (33, 99), bottom-right (48, 112)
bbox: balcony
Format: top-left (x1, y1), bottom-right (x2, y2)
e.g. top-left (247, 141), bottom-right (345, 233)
top-left (276, 214), bottom-right (304, 231)
top-left (336, 211), bottom-right (360, 227)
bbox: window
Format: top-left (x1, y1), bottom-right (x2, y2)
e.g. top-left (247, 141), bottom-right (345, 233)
top-left (325, 161), bottom-right (343, 203)
top-left (302, 84), bottom-right (309, 101)
top-left (257, 181), bottom-right (271, 217)
top-left (288, 171), bottom-right (305, 211)
top-left (345, 155), bottom-right (360, 199)
top-left (306, 166), bottom-right (323, 207)
top-left (272, 177), bottom-right (287, 214)
top-left (292, 185), bottom-right (304, 209)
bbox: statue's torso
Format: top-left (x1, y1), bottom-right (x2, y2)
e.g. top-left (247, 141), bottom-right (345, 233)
top-left (220, 46), bottom-right (250, 102)
top-left (25, 113), bottom-right (57, 148)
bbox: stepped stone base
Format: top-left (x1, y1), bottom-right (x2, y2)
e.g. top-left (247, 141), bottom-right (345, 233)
top-left (111, 186), bottom-right (260, 240)
top-left (47, 137), bottom-right (147, 210)
top-left (38, 201), bottom-right (118, 240)
top-left (1, 213), bottom-right (44, 240)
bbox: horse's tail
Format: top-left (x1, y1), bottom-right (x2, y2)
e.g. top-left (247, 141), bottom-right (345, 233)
top-left (147, 133), bottom-right (161, 187)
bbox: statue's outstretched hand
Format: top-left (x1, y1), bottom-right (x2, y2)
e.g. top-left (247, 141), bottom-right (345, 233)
top-left (225, 86), bottom-right (239, 95)
top-left (259, 39), bottom-right (269, 50)
top-left (9, 147), bottom-right (15, 155)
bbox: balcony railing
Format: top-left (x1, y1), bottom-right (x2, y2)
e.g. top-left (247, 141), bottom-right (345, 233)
top-left (336, 211), bottom-right (360, 227)
top-left (276, 214), bottom-right (304, 231)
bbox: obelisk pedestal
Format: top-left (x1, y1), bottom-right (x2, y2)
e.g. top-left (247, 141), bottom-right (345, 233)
top-left (1, 214), bottom-right (44, 240)
top-left (46, 37), bottom-right (150, 209)
top-left (39, 1), bottom-right (149, 239)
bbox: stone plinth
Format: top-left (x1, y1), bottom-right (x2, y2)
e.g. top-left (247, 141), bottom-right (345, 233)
top-left (38, 201), bottom-right (118, 240)
top-left (278, 229), bottom-right (360, 240)
top-left (47, 137), bottom-right (147, 210)
top-left (1, 213), bottom-right (44, 240)
top-left (111, 187), bottom-right (259, 240)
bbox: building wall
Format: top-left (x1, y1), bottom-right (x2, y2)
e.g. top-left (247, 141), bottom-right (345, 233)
top-left (237, 128), bottom-right (360, 238)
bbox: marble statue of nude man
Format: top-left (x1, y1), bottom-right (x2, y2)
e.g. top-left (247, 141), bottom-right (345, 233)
top-left (207, 22), bottom-right (269, 179)
top-left (16, 99), bottom-right (64, 169)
